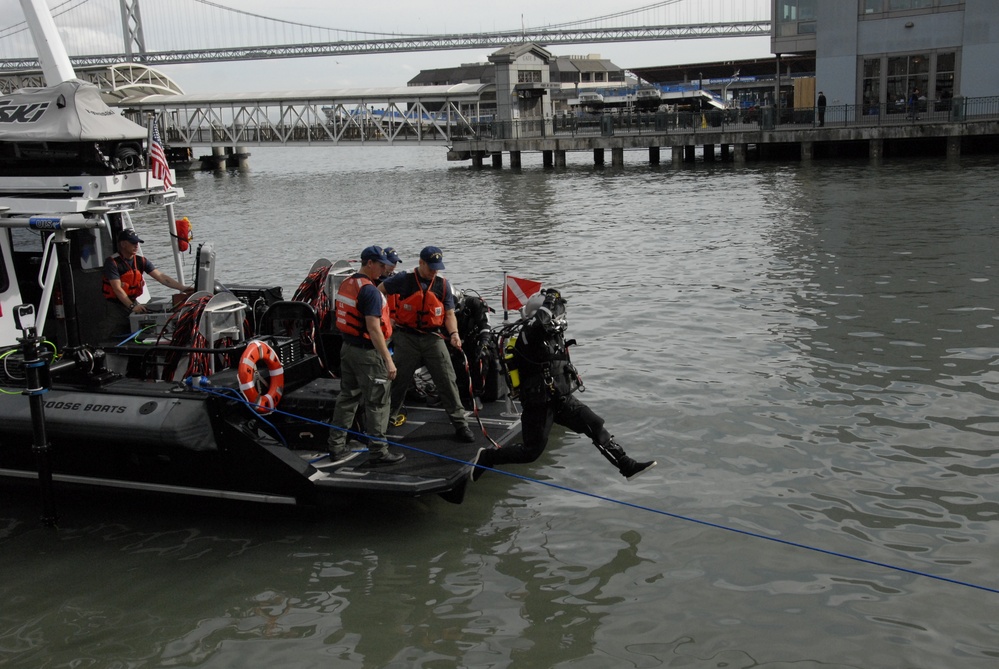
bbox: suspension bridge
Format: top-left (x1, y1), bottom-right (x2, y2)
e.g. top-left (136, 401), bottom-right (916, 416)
top-left (0, 0), bottom-right (771, 70)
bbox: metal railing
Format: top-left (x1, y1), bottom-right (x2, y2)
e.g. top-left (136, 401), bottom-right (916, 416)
top-left (455, 95), bottom-right (999, 142)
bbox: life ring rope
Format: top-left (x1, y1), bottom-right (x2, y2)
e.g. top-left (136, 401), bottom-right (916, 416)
top-left (237, 340), bottom-right (285, 413)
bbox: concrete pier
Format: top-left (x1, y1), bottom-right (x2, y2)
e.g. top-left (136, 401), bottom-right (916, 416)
top-left (449, 119), bottom-right (999, 169)
top-left (211, 146), bottom-right (226, 171)
top-left (947, 136), bottom-right (961, 159)
top-left (869, 139), bottom-right (883, 160)
top-left (235, 146), bottom-right (250, 172)
top-left (801, 141), bottom-right (813, 161)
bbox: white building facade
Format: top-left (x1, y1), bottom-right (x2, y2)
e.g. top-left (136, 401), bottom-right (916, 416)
top-left (772, 1), bottom-right (999, 110)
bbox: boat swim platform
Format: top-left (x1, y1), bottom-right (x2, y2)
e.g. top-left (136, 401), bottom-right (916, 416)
top-left (448, 118), bottom-right (999, 167)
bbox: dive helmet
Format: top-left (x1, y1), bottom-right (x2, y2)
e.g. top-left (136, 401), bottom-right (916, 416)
top-left (522, 292), bottom-right (546, 319)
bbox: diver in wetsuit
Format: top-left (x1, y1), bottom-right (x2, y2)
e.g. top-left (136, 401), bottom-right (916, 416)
top-left (473, 288), bottom-right (657, 481)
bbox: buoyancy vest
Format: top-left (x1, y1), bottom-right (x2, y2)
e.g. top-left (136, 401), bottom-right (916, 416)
top-left (512, 319), bottom-right (581, 406)
top-left (335, 274), bottom-right (392, 342)
top-left (102, 254), bottom-right (147, 300)
top-left (395, 271), bottom-right (446, 331)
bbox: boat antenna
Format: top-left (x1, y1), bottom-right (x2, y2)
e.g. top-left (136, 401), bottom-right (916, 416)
top-left (18, 0), bottom-right (78, 85)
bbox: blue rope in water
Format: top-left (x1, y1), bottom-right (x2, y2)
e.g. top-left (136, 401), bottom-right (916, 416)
top-left (191, 380), bottom-right (999, 596)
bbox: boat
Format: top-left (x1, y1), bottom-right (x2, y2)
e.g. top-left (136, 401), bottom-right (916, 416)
top-left (0, 0), bottom-right (521, 515)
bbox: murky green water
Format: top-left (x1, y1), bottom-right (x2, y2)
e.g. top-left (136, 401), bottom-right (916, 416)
top-left (3, 147), bottom-right (998, 668)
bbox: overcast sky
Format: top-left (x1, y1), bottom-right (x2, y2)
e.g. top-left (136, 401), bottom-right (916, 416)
top-left (2, 0), bottom-right (773, 93)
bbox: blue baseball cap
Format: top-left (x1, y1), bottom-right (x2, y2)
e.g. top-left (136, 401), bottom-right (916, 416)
top-left (118, 229), bottom-right (143, 244)
top-left (360, 245), bottom-right (392, 265)
top-left (383, 246), bottom-right (401, 265)
top-left (420, 246), bottom-right (445, 270)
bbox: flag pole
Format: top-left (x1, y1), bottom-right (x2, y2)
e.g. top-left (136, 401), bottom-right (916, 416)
top-left (144, 114), bottom-right (153, 193)
top-left (502, 271), bottom-right (509, 321)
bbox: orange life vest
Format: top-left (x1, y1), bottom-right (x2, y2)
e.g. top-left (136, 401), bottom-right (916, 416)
top-left (335, 274), bottom-right (392, 342)
top-left (394, 271), bottom-right (446, 331)
top-left (386, 293), bottom-right (400, 322)
top-left (102, 254), bottom-right (147, 300)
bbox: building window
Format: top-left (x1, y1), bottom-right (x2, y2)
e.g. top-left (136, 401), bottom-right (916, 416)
top-left (864, 51), bottom-right (956, 111)
top-left (778, 0), bottom-right (816, 20)
top-left (862, 58), bottom-right (881, 114)
top-left (518, 70), bottom-right (542, 84)
top-left (860, 0), bottom-right (962, 14)
top-left (935, 51), bottom-right (956, 108)
top-left (889, 0), bottom-right (934, 8)
top-left (887, 53), bottom-right (929, 111)
top-left (777, 0), bottom-right (816, 34)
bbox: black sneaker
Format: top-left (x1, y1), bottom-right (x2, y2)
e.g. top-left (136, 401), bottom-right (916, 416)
top-left (326, 450), bottom-right (360, 467)
top-left (366, 450), bottom-right (406, 466)
top-left (620, 459), bottom-right (657, 481)
top-left (454, 425), bottom-right (476, 443)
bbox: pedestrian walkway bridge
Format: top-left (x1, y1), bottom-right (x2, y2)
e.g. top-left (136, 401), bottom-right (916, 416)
top-left (123, 84), bottom-right (492, 147)
top-left (122, 87), bottom-right (999, 164)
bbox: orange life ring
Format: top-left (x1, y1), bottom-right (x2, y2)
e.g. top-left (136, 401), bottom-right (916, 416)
top-left (237, 340), bottom-right (285, 413)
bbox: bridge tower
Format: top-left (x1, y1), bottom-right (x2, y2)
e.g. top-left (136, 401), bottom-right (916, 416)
top-left (488, 43), bottom-right (554, 140)
top-left (119, 0), bottom-right (147, 60)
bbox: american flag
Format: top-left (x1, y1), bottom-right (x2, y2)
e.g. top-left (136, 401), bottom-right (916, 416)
top-left (150, 121), bottom-right (173, 188)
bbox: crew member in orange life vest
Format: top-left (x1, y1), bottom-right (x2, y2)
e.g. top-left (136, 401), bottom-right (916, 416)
top-left (379, 246), bottom-right (476, 443)
top-left (326, 245), bottom-right (404, 467)
top-left (377, 246), bottom-right (402, 318)
top-left (101, 228), bottom-right (191, 340)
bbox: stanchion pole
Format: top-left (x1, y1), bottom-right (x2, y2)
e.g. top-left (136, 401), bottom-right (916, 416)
top-left (15, 305), bottom-right (58, 527)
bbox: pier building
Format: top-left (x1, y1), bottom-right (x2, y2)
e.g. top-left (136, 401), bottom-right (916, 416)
top-left (448, 1), bottom-right (999, 166)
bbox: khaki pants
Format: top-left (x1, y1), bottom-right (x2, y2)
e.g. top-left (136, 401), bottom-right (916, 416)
top-left (328, 342), bottom-right (392, 455)
top-left (390, 329), bottom-right (467, 428)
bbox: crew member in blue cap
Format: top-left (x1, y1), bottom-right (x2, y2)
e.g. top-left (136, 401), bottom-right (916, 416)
top-left (379, 246), bottom-right (476, 443)
top-left (381, 246), bottom-right (401, 276)
top-left (326, 245), bottom-right (404, 466)
top-left (101, 228), bottom-right (192, 340)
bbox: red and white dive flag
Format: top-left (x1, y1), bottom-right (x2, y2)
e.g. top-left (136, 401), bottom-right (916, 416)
top-left (503, 274), bottom-right (543, 311)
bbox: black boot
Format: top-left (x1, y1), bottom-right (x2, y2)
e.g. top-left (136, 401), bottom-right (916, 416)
top-left (594, 436), bottom-right (657, 481)
top-left (617, 456), bottom-right (657, 480)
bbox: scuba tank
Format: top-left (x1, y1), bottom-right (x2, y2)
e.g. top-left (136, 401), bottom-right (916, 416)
top-left (502, 335), bottom-right (520, 397)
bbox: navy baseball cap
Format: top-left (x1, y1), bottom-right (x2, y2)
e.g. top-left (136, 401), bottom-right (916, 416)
top-left (360, 245), bottom-right (392, 264)
top-left (383, 246), bottom-right (401, 265)
top-left (118, 229), bottom-right (144, 244)
top-left (420, 246), bottom-right (445, 270)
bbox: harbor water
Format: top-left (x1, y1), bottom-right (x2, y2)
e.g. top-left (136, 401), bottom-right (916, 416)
top-left (2, 146), bottom-right (998, 668)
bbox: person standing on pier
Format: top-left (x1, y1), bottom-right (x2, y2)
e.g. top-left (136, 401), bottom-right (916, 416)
top-left (326, 245), bottom-right (403, 466)
top-left (379, 246), bottom-right (476, 443)
top-left (817, 91), bottom-right (827, 127)
top-left (908, 88), bottom-right (921, 120)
